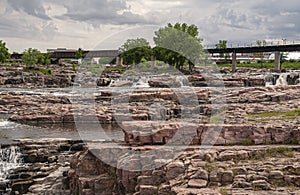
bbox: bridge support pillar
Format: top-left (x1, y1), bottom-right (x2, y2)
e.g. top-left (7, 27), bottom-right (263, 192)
top-left (274, 51), bottom-right (281, 72)
top-left (151, 55), bottom-right (157, 68)
top-left (117, 56), bottom-right (123, 66)
top-left (232, 52), bottom-right (237, 73)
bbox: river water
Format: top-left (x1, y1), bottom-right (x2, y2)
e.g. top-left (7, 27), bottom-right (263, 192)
top-left (0, 120), bottom-right (124, 145)
top-left (0, 87), bottom-right (126, 144)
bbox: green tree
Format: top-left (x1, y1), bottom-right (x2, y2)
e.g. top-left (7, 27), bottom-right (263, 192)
top-left (119, 38), bottom-right (152, 65)
top-left (216, 40), bottom-right (228, 60)
top-left (216, 40), bottom-right (227, 49)
top-left (256, 40), bottom-right (267, 47)
top-left (0, 40), bottom-right (10, 63)
top-left (120, 38), bottom-right (150, 52)
top-left (75, 48), bottom-right (84, 59)
top-left (39, 53), bottom-right (51, 65)
top-left (256, 40), bottom-right (267, 67)
top-left (22, 48), bottom-right (43, 66)
top-left (153, 22), bottom-right (203, 71)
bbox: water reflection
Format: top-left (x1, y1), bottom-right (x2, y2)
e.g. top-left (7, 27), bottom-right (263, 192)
top-left (0, 120), bottom-right (124, 145)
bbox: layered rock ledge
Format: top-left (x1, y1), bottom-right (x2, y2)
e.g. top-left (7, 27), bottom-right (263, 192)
top-left (122, 121), bottom-right (300, 146)
top-left (1, 85), bottom-right (299, 128)
top-left (69, 144), bottom-right (300, 195)
top-left (1, 139), bottom-right (85, 195)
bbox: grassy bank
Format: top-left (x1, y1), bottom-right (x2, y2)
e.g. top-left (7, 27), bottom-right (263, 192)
top-left (216, 61), bottom-right (300, 69)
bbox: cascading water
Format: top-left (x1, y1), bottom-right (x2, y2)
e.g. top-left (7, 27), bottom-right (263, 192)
top-left (133, 78), bottom-right (150, 88)
top-left (176, 76), bottom-right (189, 87)
top-left (275, 73), bottom-right (289, 86)
top-left (265, 72), bottom-right (300, 86)
top-left (0, 146), bottom-right (22, 182)
top-left (265, 74), bottom-right (279, 86)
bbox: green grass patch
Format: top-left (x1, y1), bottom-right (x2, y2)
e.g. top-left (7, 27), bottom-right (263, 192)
top-left (240, 139), bottom-right (254, 146)
top-left (220, 188), bottom-right (229, 195)
top-left (86, 67), bottom-right (126, 74)
top-left (216, 61), bottom-right (300, 69)
top-left (205, 162), bottom-right (218, 172)
top-left (87, 67), bottom-right (104, 73)
top-left (282, 61), bottom-right (300, 69)
top-left (209, 112), bottom-right (224, 125)
top-left (122, 70), bottom-right (135, 75)
top-left (250, 147), bottom-right (295, 161)
top-left (38, 68), bottom-right (53, 76)
top-left (248, 109), bottom-right (300, 120)
top-left (23, 66), bottom-right (53, 76)
top-left (104, 67), bottom-right (126, 72)
top-left (156, 67), bottom-right (179, 74)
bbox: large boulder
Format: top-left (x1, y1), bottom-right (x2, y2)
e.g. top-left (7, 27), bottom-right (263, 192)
top-left (148, 78), bottom-right (182, 88)
top-left (110, 80), bottom-right (133, 87)
top-left (97, 78), bottom-right (111, 87)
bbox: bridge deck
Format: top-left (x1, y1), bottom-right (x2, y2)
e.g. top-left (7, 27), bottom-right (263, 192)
top-left (50, 50), bottom-right (119, 59)
top-left (207, 44), bottom-right (300, 54)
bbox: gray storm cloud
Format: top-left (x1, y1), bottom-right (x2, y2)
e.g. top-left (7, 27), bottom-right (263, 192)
top-left (0, 0), bottom-right (299, 51)
top-left (7, 0), bottom-right (50, 20)
top-left (58, 0), bottom-right (149, 25)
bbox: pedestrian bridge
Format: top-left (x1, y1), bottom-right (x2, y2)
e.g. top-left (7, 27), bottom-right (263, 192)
top-left (49, 44), bottom-right (300, 72)
top-left (50, 50), bottom-right (119, 59)
top-left (206, 44), bottom-right (300, 72)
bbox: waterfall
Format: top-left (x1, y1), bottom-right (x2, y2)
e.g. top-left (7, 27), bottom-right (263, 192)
top-left (133, 77), bottom-right (150, 88)
top-left (0, 146), bottom-right (22, 182)
top-left (275, 73), bottom-right (289, 86)
top-left (176, 76), bottom-right (189, 87)
top-left (288, 72), bottom-right (300, 85)
top-left (266, 72), bottom-right (300, 86)
top-left (265, 74), bottom-right (278, 86)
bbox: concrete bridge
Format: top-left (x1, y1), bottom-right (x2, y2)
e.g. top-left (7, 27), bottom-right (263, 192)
top-left (206, 44), bottom-right (300, 72)
top-left (49, 44), bottom-right (300, 71)
top-left (49, 49), bottom-right (122, 65)
top-left (50, 50), bottom-right (120, 59)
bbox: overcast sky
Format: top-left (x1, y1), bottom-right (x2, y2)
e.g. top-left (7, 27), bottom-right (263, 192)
top-left (1, 0), bottom-right (299, 52)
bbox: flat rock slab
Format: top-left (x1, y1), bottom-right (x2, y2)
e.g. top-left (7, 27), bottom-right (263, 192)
top-left (188, 179), bottom-right (208, 188)
top-left (121, 121), bottom-right (297, 146)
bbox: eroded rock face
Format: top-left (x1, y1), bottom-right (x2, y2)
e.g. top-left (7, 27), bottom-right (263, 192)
top-left (0, 64), bottom-right (77, 88)
top-left (1, 85), bottom-right (298, 126)
top-left (1, 66), bottom-right (300, 194)
top-left (97, 78), bottom-right (111, 87)
top-left (148, 78), bottom-right (182, 88)
top-left (68, 145), bottom-right (300, 195)
top-left (69, 150), bottom-right (119, 195)
top-left (110, 80), bottom-right (133, 88)
top-left (122, 121), bottom-right (299, 146)
top-left (1, 85), bottom-right (299, 130)
top-left (2, 139), bottom-right (85, 195)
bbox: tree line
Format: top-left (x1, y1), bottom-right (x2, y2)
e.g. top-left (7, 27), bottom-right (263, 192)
top-left (0, 41), bottom-right (52, 66)
top-left (0, 23), bottom-right (205, 70)
top-left (119, 22), bottom-right (205, 71)
top-left (0, 22), bottom-right (231, 71)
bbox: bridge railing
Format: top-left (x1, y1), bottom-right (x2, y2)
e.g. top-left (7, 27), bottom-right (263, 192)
top-left (204, 40), bottom-right (300, 50)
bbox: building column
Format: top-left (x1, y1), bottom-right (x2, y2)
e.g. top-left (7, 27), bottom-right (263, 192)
top-left (274, 51), bottom-right (281, 72)
top-left (232, 52), bottom-right (237, 73)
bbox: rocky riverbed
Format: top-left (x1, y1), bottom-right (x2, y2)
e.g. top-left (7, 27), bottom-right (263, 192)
top-left (1, 85), bottom-right (299, 129)
top-left (0, 139), bottom-right (85, 195)
top-left (0, 64), bottom-right (300, 194)
top-left (69, 144), bottom-right (300, 195)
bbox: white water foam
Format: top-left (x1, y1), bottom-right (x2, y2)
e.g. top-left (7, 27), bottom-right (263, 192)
top-left (0, 146), bottom-right (22, 182)
top-left (0, 121), bottom-right (10, 127)
top-left (276, 73), bottom-right (289, 86)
